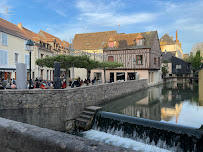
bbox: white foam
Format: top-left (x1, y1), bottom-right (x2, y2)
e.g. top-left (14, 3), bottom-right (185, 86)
top-left (83, 129), bottom-right (171, 152)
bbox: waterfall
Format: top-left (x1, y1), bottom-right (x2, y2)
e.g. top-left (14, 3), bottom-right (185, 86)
top-left (83, 111), bottom-right (203, 152)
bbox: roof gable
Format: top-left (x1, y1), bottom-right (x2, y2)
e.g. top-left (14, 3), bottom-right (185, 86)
top-left (160, 33), bottom-right (176, 45)
top-left (0, 18), bottom-right (29, 40)
top-left (39, 30), bottom-right (65, 47)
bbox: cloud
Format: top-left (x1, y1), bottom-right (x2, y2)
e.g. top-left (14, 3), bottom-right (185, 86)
top-left (75, 0), bottom-right (158, 27)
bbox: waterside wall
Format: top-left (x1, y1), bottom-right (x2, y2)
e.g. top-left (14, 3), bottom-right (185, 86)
top-left (0, 79), bottom-right (148, 131)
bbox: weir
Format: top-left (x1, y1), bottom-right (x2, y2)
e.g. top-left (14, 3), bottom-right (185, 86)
top-left (85, 111), bottom-right (203, 152)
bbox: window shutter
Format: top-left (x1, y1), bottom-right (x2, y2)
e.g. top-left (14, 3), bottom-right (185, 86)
top-left (0, 50), bottom-right (8, 65)
top-left (4, 51), bottom-right (7, 65)
top-left (0, 51), bottom-right (3, 65)
top-left (2, 33), bottom-right (8, 45)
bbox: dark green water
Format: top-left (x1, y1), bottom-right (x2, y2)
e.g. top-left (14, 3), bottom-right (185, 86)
top-left (100, 82), bottom-right (202, 129)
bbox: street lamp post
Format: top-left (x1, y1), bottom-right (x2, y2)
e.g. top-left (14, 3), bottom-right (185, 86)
top-left (26, 40), bottom-right (34, 89)
top-left (133, 59), bottom-right (136, 80)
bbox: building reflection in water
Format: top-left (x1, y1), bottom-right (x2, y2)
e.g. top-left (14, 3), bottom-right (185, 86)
top-left (102, 82), bottom-right (198, 126)
top-left (199, 70), bottom-right (203, 106)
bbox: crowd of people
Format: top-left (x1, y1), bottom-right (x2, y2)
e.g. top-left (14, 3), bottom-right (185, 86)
top-left (0, 77), bottom-right (17, 89)
top-left (0, 76), bottom-right (98, 90)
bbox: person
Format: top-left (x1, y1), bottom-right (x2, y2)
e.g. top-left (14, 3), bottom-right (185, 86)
top-left (11, 83), bottom-right (16, 89)
top-left (12, 78), bottom-right (16, 84)
top-left (2, 78), bottom-right (7, 89)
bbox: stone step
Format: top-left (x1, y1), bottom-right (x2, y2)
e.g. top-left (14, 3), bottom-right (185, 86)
top-left (76, 118), bottom-right (89, 123)
top-left (85, 106), bottom-right (102, 112)
top-left (79, 114), bottom-right (92, 120)
top-left (82, 110), bottom-right (95, 116)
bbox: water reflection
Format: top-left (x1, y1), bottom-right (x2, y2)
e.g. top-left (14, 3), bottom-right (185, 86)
top-left (199, 70), bottom-right (203, 105)
top-left (101, 82), bottom-right (202, 128)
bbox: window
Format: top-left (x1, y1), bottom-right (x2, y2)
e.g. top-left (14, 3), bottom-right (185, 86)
top-left (108, 41), bottom-right (114, 48)
top-left (41, 70), bottom-right (43, 79)
top-left (158, 57), bottom-right (160, 66)
top-left (108, 56), bottom-right (114, 61)
top-left (41, 54), bottom-right (44, 59)
top-left (176, 65), bottom-right (181, 69)
top-left (136, 55), bottom-right (143, 64)
top-left (14, 53), bottom-right (19, 64)
top-left (1, 33), bottom-right (8, 46)
top-left (136, 38), bottom-right (144, 46)
top-left (154, 57), bottom-right (156, 65)
top-left (187, 65), bottom-right (190, 69)
top-left (0, 50), bottom-right (8, 65)
top-left (24, 40), bottom-right (28, 50)
top-left (25, 54), bottom-right (30, 67)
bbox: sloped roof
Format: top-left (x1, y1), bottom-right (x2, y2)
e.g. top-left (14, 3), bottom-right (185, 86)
top-left (39, 30), bottom-right (65, 47)
top-left (111, 31), bottom-right (157, 49)
top-left (73, 31), bottom-right (117, 50)
top-left (63, 40), bottom-right (70, 48)
top-left (160, 33), bottom-right (176, 45)
top-left (22, 27), bottom-right (47, 43)
top-left (0, 18), bottom-right (29, 40)
top-left (161, 52), bottom-right (175, 62)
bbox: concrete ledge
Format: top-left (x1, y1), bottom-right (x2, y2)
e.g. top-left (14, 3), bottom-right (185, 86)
top-left (0, 117), bottom-right (135, 152)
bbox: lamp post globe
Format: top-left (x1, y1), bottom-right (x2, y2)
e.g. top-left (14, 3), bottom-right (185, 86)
top-left (26, 40), bottom-right (34, 89)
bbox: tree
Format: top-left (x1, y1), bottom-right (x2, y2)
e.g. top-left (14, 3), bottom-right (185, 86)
top-left (191, 50), bottom-right (202, 70)
top-left (98, 61), bottom-right (123, 83)
top-left (191, 42), bottom-right (203, 55)
top-left (36, 55), bottom-right (98, 88)
top-left (162, 60), bottom-right (169, 78)
top-left (184, 50), bottom-right (202, 70)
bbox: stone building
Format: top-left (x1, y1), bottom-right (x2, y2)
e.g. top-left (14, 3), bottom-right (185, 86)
top-left (91, 31), bottom-right (162, 85)
top-left (160, 30), bottom-right (183, 59)
top-left (38, 30), bottom-right (69, 55)
top-left (73, 31), bottom-right (117, 61)
top-left (0, 18), bottom-right (30, 80)
top-left (17, 22), bottom-right (54, 80)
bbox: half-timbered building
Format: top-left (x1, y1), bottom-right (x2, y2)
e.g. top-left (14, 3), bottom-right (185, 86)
top-left (91, 31), bottom-right (162, 85)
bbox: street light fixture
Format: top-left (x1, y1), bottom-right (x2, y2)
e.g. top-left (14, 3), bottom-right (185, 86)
top-left (133, 59), bottom-right (136, 80)
top-left (26, 39), bottom-right (34, 89)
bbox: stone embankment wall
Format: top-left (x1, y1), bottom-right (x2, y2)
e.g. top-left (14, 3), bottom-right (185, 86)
top-left (0, 79), bottom-right (148, 131)
top-left (0, 117), bottom-right (134, 152)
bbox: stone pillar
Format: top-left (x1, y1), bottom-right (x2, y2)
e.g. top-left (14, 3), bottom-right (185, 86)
top-left (114, 72), bottom-right (116, 82)
top-left (16, 63), bottom-right (27, 89)
top-left (53, 62), bottom-right (61, 89)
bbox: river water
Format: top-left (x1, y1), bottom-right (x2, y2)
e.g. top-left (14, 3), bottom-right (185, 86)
top-left (101, 82), bottom-right (202, 129)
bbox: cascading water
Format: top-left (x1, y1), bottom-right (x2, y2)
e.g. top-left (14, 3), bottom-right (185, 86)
top-left (83, 111), bottom-right (203, 152)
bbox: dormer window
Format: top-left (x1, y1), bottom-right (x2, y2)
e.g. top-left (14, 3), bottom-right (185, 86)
top-left (108, 41), bottom-right (114, 48)
top-left (136, 38), bottom-right (144, 46)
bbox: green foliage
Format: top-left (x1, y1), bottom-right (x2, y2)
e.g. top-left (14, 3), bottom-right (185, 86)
top-left (36, 55), bottom-right (123, 69)
top-left (162, 60), bottom-right (169, 77)
top-left (98, 61), bottom-right (123, 69)
top-left (36, 55), bottom-right (99, 69)
top-left (184, 50), bottom-right (202, 70)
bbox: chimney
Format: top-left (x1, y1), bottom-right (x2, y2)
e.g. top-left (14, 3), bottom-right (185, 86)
top-left (17, 22), bottom-right (23, 30)
top-left (176, 30), bottom-right (178, 42)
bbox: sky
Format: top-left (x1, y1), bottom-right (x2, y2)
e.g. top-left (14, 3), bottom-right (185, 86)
top-left (0, 0), bottom-right (203, 53)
